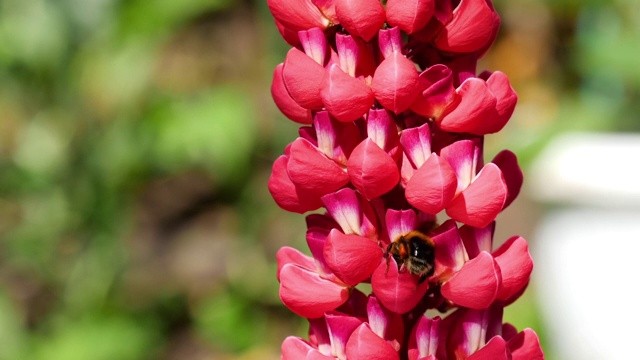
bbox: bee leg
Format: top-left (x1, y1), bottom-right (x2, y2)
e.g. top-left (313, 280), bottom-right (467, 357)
top-left (384, 243), bottom-right (392, 274)
top-left (417, 274), bottom-right (428, 285)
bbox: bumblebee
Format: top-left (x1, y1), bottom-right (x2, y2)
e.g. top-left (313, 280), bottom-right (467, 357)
top-left (385, 230), bottom-right (436, 283)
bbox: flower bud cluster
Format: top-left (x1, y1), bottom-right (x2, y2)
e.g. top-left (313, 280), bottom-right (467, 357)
top-left (266, 0), bottom-right (544, 358)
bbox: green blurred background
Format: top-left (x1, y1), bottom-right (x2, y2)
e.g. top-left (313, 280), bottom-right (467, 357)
top-left (0, 0), bottom-right (638, 359)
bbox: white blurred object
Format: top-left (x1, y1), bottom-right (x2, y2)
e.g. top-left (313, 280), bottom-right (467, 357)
top-left (530, 133), bottom-right (640, 360)
top-left (530, 132), bottom-right (640, 207)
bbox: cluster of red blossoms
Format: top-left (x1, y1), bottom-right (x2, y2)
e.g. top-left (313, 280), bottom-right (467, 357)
top-left (267, 0), bottom-right (544, 359)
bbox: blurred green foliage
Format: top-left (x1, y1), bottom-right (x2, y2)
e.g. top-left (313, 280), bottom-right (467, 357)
top-left (0, 0), bottom-right (639, 359)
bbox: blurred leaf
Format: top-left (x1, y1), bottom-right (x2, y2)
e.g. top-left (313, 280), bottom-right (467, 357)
top-left (0, 0), bottom-right (69, 69)
top-left (148, 86), bottom-right (258, 186)
top-left (118, 0), bottom-right (233, 38)
top-left (194, 291), bottom-right (267, 353)
top-left (0, 292), bottom-right (26, 360)
top-left (29, 315), bottom-right (160, 360)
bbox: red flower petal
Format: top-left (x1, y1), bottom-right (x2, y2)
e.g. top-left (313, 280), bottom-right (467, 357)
top-left (272, 63), bottom-right (313, 124)
top-left (277, 246), bottom-right (316, 281)
top-left (371, 52), bottom-right (421, 114)
top-left (281, 336), bottom-right (313, 360)
top-left (438, 78), bottom-right (497, 135)
top-left (307, 350), bottom-right (336, 360)
top-left (371, 258), bottom-right (429, 314)
top-left (508, 329), bottom-right (545, 360)
top-left (467, 336), bottom-right (509, 360)
top-left (268, 0), bottom-right (330, 32)
top-left (322, 188), bottom-right (379, 238)
top-left (433, 0), bottom-right (499, 53)
top-left (324, 229), bottom-right (382, 286)
top-left (283, 48), bottom-right (326, 110)
top-left (399, 122), bottom-right (432, 169)
top-left (430, 219), bottom-right (467, 281)
top-left (335, 0), bottom-right (386, 41)
top-left (321, 64), bottom-right (375, 121)
top-left (345, 324), bottom-right (400, 360)
top-left (441, 251), bottom-right (500, 309)
top-left (491, 150), bottom-right (523, 209)
top-left (408, 316), bottom-right (440, 360)
top-left (446, 163), bottom-right (507, 228)
top-left (287, 138), bottom-right (349, 196)
top-left (486, 71), bottom-right (517, 128)
top-left (268, 154), bottom-right (323, 213)
top-left (279, 264), bottom-right (349, 318)
top-left (459, 222), bottom-right (495, 259)
top-left (385, 209), bottom-right (418, 244)
top-left (406, 154), bottom-right (458, 215)
top-left (386, 0), bottom-right (435, 34)
top-left (410, 64), bottom-right (456, 119)
top-left (348, 138), bottom-right (400, 200)
top-left (493, 236), bottom-right (533, 301)
top-left (325, 312), bottom-right (364, 359)
top-left (367, 296), bottom-right (405, 348)
top-left (367, 109), bottom-right (400, 152)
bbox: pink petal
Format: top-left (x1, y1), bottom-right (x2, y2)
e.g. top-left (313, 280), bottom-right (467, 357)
top-left (307, 350), bottom-right (336, 360)
top-left (274, 19), bottom-right (302, 46)
top-left (447, 305), bottom-right (505, 358)
top-left (446, 163), bottom-right (507, 228)
top-left (277, 246), bottom-right (317, 281)
top-left (441, 251), bottom-right (500, 309)
top-left (309, 317), bottom-right (332, 354)
top-left (410, 64), bottom-right (457, 119)
top-left (313, 111), bottom-right (360, 165)
top-left (378, 27), bottom-right (404, 59)
top-left (299, 27), bottom-right (330, 65)
top-left (271, 63), bottom-right (313, 124)
top-left (430, 219), bottom-right (467, 281)
top-left (493, 236), bottom-right (533, 301)
top-left (491, 150), bottom-right (523, 209)
top-left (399, 122), bottom-right (432, 169)
top-left (367, 109), bottom-right (399, 152)
top-left (406, 154), bottom-right (458, 214)
top-left (501, 323), bottom-right (518, 342)
top-left (324, 229), bottom-right (382, 286)
top-left (385, 209), bottom-right (418, 244)
top-left (467, 336), bottom-right (509, 360)
top-left (287, 138), bottom-right (349, 196)
top-left (439, 139), bottom-right (479, 193)
top-left (408, 316), bottom-right (440, 360)
top-left (345, 324), bottom-right (400, 360)
top-left (371, 52), bottom-right (421, 113)
top-left (321, 64), bottom-right (375, 121)
top-left (322, 188), bottom-right (378, 238)
top-left (268, 154), bottom-right (323, 213)
top-left (371, 258), bottom-right (430, 314)
top-left (433, 0), bottom-right (499, 53)
top-left (267, 0), bottom-right (331, 32)
top-left (348, 138), bottom-right (400, 200)
top-left (334, 0), bottom-right (386, 41)
top-left (279, 264), bottom-right (349, 318)
top-left (459, 222), bottom-right (495, 259)
top-left (325, 312), bottom-right (364, 359)
top-left (486, 71), bottom-right (518, 129)
top-left (367, 295), bottom-right (405, 348)
top-left (283, 48), bottom-right (326, 109)
top-left (281, 336), bottom-right (313, 360)
top-left (336, 33), bottom-right (377, 78)
top-left (306, 222), bottom-right (334, 277)
top-left (508, 329), bottom-right (545, 360)
top-left (338, 288), bottom-right (369, 319)
top-left (386, 0), bottom-right (435, 34)
top-left (438, 78), bottom-right (497, 135)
